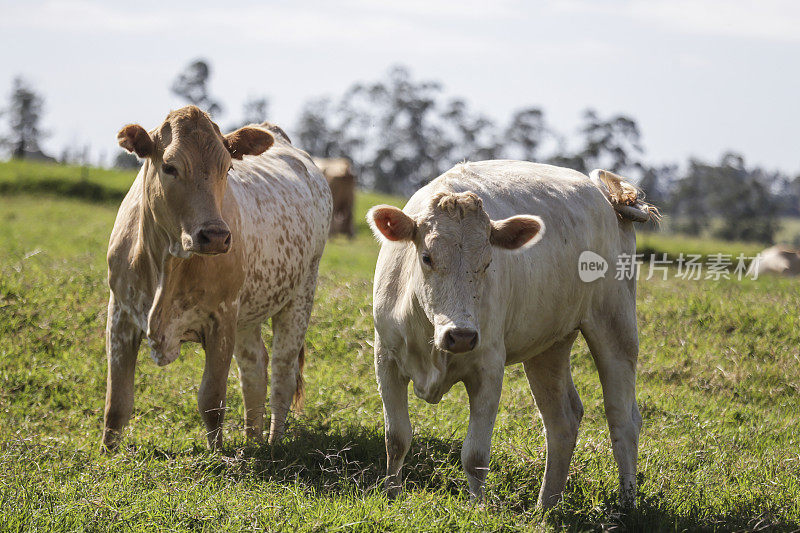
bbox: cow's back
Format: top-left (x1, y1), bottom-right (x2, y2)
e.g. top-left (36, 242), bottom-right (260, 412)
top-left (228, 137), bottom-right (332, 326)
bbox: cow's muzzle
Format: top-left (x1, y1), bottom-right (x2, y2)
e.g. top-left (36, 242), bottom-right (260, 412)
top-left (191, 223), bottom-right (231, 255)
top-left (440, 326), bottom-right (479, 354)
top-left (147, 332), bottom-right (181, 367)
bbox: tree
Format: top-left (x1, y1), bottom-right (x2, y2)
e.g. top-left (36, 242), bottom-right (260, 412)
top-left (334, 65), bottom-right (447, 194)
top-left (669, 154), bottom-right (781, 242)
top-left (669, 161), bottom-right (713, 236)
top-left (227, 96), bottom-right (269, 131)
top-left (551, 109), bottom-right (643, 175)
top-left (580, 109), bottom-right (643, 174)
top-left (767, 171), bottom-right (800, 217)
top-left (638, 164), bottom-right (677, 208)
top-left (114, 151), bottom-right (140, 169)
top-left (296, 98), bottom-right (338, 157)
top-left (439, 98), bottom-right (500, 163)
top-left (706, 154), bottom-right (780, 243)
top-left (171, 59), bottom-right (223, 116)
top-left (503, 107), bottom-right (549, 162)
top-left (241, 97), bottom-right (268, 125)
top-left (4, 77), bottom-right (46, 159)
top-left (299, 67), bottom-right (639, 194)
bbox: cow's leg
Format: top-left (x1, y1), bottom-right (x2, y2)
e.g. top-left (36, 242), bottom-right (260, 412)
top-left (234, 326), bottom-right (269, 441)
top-left (198, 317), bottom-right (236, 450)
top-left (522, 331), bottom-right (582, 509)
top-left (267, 299), bottom-right (309, 444)
top-left (102, 295), bottom-right (143, 451)
top-left (268, 259), bottom-right (319, 444)
top-left (375, 337), bottom-right (411, 498)
top-left (581, 296), bottom-right (642, 508)
top-left (462, 359), bottom-right (505, 501)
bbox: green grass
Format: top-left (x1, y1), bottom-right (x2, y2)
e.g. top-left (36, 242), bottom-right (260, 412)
top-left (775, 217), bottom-right (800, 246)
top-left (0, 159), bottom-right (136, 202)
top-left (1, 161), bottom-right (799, 531)
top-left (642, 214), bottom-right (800, 250)
top-left (636, 231), bottom-right (765, 263)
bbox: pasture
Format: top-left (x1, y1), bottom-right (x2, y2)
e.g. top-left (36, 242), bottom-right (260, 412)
top-left (0, 161), bottom-right (799, 531)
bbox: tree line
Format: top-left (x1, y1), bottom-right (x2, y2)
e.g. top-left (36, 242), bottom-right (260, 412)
top-left (2, 61), bottom-right (798, 243)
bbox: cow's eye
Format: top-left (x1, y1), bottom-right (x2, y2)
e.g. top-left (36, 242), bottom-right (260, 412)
top-left (483, 259), bottom-right (492, 272)
top-left (162, 164), bottom-right (178, 176)
top-left (421, 252), bottom-right (433, 268)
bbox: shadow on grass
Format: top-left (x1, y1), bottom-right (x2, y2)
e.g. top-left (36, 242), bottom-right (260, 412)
top-left (540, 481), bottom-right (800, 532)
top-left (122, 417), bottom-right (465, 498)
top-left (108, 420), bottom-right (799, 532)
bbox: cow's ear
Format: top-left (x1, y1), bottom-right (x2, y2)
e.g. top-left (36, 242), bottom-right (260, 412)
top-left (224, 126), bottom-right (274, 160)
top-left (368, 205), bottom-right (416, 242)
top-left (490, 215), bottom-right (544, 249)
top-left (117, 124), bottom-right (155, 158)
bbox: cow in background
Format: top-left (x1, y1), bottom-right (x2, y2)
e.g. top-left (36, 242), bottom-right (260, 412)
top-left (314, 157), bottom-right (356, 238)
top-left (748, 245), bottom-right (800, 277)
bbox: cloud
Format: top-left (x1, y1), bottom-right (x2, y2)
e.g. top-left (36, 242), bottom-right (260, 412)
top-left (0, 0), bottom-right (167, 33)
top-left (555, 0), bottom-right (800, 43)
top-left (342, 0), bottom-right (521, 20)
top-left (0, 0), bottom-right (507, 55)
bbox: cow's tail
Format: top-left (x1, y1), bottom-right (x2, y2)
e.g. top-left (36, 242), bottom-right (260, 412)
top-left (292, 344), bottom-right (305, 411)
top-left (589, 169), bottom-right (661, 223)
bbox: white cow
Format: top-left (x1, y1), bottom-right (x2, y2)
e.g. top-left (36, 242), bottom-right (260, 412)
top-left (368, 161), bottom-right (657, 508)
top-left (747, 245), bottom-right (800, 277)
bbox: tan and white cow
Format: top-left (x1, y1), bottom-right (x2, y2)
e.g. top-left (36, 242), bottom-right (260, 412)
top-left (369, 161), bottom-right (657, 508)
top-left (103, 106), bottom-right (332, 451)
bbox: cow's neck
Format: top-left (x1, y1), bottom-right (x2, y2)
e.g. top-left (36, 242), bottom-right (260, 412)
top-left (135, 160), bottom-right (174, 271)
top-left (133, 162), bottom-right (187, 351)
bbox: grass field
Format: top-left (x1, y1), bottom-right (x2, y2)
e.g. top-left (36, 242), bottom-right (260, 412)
top-left (1, 161), bottom-right (799, 531)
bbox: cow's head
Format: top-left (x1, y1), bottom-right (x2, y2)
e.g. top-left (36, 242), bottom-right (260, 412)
top-left (369, 192), bottom-right (544, 354)
top-left (117, 105), bottom-right (274, 258)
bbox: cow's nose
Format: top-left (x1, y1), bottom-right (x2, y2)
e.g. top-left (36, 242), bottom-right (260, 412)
top-left (444, 328), bottom-right (478, 353)
top-left (196, 226), bottom-right (231, 254)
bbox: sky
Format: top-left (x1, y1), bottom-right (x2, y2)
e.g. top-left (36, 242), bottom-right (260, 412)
top-left (0, 0), bottom-right (798, 175)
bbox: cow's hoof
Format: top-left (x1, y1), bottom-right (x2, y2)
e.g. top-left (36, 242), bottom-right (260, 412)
top-left (267, 428), bottom-right (286, 446)
top-left (385, 481), bottom-right (402, 500)
top-left (100, 443), bottom-right (115, 454)
top-left (619, 493), bottom-right (637, 510)
top-left (244, 430), bottom-right (265, 444)
top-left (100, 439), bottom-right (118, 454)
top-left (468, 490), bottom-right (485, 507)
top-left (536, 492), bottom-right (563, 511)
